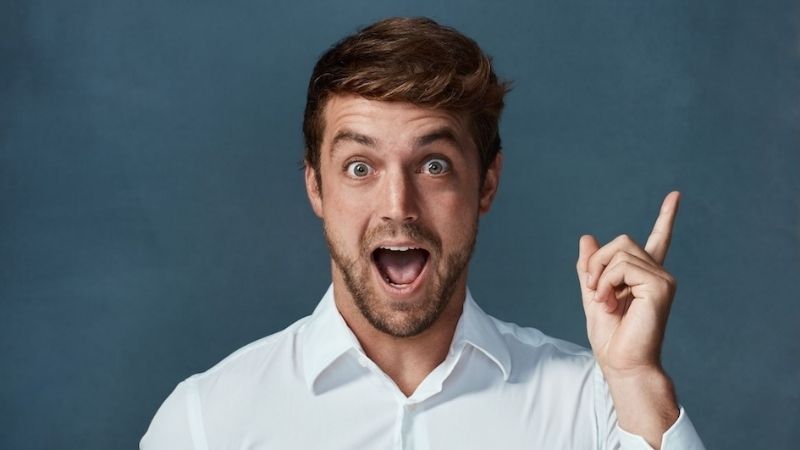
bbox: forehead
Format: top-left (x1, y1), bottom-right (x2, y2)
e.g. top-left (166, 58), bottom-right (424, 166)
top-left (321, 94), bottom-right (471, 144)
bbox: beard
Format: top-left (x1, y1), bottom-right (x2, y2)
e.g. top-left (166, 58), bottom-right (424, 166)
top-left (324, 219), bottom-right (477, 338)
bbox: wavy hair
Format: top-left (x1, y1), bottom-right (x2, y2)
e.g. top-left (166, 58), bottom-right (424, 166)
top-left (303, 17), bottom-right (510, 186)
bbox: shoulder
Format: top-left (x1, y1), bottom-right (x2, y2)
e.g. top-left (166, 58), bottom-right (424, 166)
top-left (488, 315), bottom-right (597, 382)
top-left (191, 315), bottom-right (310, 389)
top-left (141, 317), bottom-right (312, 448)
top-left (490, 315), bottom-right (592, 357)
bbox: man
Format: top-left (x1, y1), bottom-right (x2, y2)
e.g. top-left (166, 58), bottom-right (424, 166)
top-left (141, 17), bottom-right (704, 449)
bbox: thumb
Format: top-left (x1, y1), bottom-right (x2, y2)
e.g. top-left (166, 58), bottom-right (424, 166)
top-left (577, 235), bottom-right (600, 298)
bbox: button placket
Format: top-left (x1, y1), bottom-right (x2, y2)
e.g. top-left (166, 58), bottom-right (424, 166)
top-left (399, 400), bottom-right (430, 450)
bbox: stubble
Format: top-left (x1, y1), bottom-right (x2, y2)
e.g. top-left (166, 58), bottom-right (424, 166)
top-left (323, 220), bottom-right (477, 337)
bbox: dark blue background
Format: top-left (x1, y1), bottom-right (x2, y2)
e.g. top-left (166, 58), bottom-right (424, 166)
top-left (2, 0), bottom-right (798, 448)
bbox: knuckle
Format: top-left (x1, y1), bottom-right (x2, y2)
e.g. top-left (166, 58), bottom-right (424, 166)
top-left (616, 234), bottom-right (634, 246)
top-left (610, 251), bottom-right (631, 267)
top-left (657, 276), bottom-right (675, 295)
top-left (665, 274), bottom-right (677, 292)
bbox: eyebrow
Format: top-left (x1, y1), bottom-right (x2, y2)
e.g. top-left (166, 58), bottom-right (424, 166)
top-left (329, 126), bottom-right (462, 157)
top-left (413, 127), bottom-right (461, 151)
top-left (331, 130), bottom-right (376, 156)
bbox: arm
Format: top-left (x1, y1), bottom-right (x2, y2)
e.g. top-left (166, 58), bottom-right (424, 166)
top-left (576, 192), bottom-right (702, 449)
top-left (592, 362), bottom-right (705, 450)
top-left (140, 379), bottom-right (202, 450)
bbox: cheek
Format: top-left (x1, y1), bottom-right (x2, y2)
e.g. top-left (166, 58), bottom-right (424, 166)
top-left (322, 190), bottom-right (373, 241)
top-left (426, 190), bottom-right (480, 234)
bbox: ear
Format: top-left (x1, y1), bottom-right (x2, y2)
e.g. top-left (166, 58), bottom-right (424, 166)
top-left (305, 162), bottom-right (323, 218)
top-left (478, 153), bottom-right (503, 215)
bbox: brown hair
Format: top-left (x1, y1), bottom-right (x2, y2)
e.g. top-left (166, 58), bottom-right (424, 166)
top-left (303, 17), bottom-right (510, 186)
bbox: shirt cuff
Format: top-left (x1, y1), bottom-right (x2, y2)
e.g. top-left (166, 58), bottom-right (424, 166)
top-left (617, 406), bottom-right (706, 450)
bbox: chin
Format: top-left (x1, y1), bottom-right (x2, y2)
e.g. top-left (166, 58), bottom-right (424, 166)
top-left (324, 220), bottom-right (475, 338)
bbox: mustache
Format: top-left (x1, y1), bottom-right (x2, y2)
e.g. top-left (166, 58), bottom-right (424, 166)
top-left (361, 222), bottom-right (442, 255)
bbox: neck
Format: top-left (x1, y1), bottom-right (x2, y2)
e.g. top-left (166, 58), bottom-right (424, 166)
top-left (333, 273), bottom-right (467, 397)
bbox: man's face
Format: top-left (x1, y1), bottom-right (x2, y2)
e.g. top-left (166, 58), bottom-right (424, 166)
top-left (305, 94), bottom-right (501, 338)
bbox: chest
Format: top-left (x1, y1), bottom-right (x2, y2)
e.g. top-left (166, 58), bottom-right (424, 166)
top-left (204, 372), bottom-right (598, 450)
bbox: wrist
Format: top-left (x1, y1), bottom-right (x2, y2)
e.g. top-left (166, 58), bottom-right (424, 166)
top-left (603, 366), bottom-right (680, 449)
top-left (602, 363), bottom-right (668, 383)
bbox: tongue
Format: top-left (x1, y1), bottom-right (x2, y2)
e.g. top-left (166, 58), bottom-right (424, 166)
top-left (375, 249), bottom-right (427, 285)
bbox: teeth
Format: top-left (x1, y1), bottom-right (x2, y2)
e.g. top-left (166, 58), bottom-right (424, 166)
top-left (380, 246), bottom-right (417, 251)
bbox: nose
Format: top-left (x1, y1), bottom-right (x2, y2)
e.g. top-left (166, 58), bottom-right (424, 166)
top-left (380, 169), bottom-right (420, 224)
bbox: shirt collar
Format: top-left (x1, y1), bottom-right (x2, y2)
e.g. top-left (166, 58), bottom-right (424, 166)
top-left (455, 289), bottom-right (512, 381)
top-left (300, 285), bottom-right (511, 393)
top-left (300, 285), bottom-right (363, 393)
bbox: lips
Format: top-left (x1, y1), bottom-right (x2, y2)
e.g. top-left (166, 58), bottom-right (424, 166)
top-left (372, 245), bottom-right (430, 288)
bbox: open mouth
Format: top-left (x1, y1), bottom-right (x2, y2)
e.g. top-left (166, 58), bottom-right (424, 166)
top-left (371, 245), bottom-right (430, 289)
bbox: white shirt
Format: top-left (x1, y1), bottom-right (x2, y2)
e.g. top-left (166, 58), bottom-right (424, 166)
top-left (141, 286), bottom-right (704, 449)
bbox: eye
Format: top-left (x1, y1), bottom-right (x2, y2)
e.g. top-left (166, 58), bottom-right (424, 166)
top-left (345, 161), bottom-right (374, 178)
top-left (421, 158), bottom-right (450, 175)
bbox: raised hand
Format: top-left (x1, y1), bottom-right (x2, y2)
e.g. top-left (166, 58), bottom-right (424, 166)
top-left (576, 191), bottom-right (680, 376)
top-left (575, 192), bottom-right (683, 447)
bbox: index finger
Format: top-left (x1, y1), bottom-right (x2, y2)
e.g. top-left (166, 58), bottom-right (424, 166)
top-left (644, 191), bottom-right (681, 264)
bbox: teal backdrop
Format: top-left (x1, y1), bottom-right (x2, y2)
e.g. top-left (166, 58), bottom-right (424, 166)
top-left (2, 0), bottom-right (798, 448)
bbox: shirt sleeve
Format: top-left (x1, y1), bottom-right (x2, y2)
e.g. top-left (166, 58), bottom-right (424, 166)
top-left (140, 378), bottom-right (208, 450)
top-left (593, 364), bottom-right (705, 449)
top-left (616, 407), bottom-right (706, 450)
